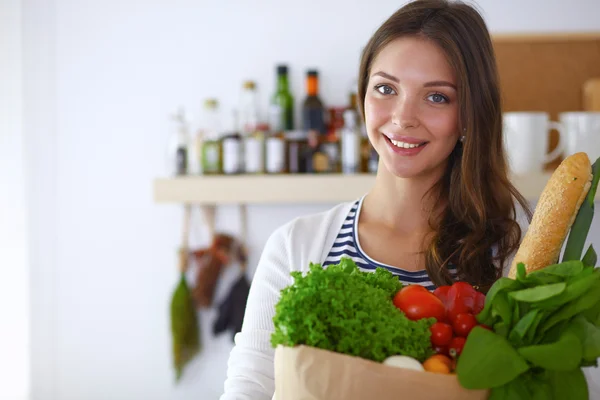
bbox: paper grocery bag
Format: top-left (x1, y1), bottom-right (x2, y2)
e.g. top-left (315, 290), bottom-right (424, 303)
top-left (274, 345), bottom-right (488, 400)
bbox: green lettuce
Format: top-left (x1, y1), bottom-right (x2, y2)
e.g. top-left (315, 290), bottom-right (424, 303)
top-left (271, 258), bottom-right (434, 362)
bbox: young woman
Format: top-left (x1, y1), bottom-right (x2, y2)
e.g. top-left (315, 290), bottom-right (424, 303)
top-left (220, 0), bottom-right (532, 398)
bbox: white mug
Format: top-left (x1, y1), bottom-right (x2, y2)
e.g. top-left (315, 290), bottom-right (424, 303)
top-left (558, 112), bottom-right (600, 163)
top-left (503, 112), bottom-right (564, 175)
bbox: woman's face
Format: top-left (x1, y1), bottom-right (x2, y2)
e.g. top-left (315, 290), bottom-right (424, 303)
top-left (364, 36), bottom-right (460, 180)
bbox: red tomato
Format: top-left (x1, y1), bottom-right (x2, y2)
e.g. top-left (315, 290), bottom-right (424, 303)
top-left (449, 336), bottom-right (466, 359)
top-left (452, 313), bottom-right (478, 337)
top-left (447, 282), bottom-right (478, 321)
top-left (434, 345), bottom-right (450, 357)
top-left (433, 285), bottom-right (451, 306)
top-left (393, 285), bottom-right (446, 321)
top-left (430, 322), bottom-right (453, 346)
top-left (473, 291), bottom-right (486, 315)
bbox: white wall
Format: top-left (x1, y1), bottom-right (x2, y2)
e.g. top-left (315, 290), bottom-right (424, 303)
top-left (22, 0), bottom-right (600, 399)
top-left (0, 1), bottom-right (29, 399)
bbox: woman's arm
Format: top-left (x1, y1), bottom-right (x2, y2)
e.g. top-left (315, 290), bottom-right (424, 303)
top-left (220, 225), bottom-right (292, 400)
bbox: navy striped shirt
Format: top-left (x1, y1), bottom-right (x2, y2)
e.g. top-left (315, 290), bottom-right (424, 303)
top-left (323, 198), bottom-right (457, 291)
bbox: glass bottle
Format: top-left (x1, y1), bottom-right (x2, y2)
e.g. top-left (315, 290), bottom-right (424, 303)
top-left (239, 80), bottom-right (259, 135)
top-left (270, 65), bottom-right (294, 132)
top-left (166, 107), bottom-right (189, 176)
top-left (265, 131), bottom-right (286, 174)
top-left (340, 109), bottom-right (361, 174)
top-left (244, 123), bottom-right (268, 174)
top-left (200, 98), bottom-right (223, 174)
top-left (302, 69), bottom-right (326, 137)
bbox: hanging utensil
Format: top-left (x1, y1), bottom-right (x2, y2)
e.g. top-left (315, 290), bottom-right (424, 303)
top-left (169, 205), bottom-right (201, 381)
top-left (212, 204), bottom-right (252, 341)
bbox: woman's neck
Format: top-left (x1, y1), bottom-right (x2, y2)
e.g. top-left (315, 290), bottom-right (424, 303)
top-left (362, 163), bottom-right (445, 235)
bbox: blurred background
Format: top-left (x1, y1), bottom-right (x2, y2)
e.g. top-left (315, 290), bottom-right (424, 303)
top-left (2, 0), bottom-right (600, 399)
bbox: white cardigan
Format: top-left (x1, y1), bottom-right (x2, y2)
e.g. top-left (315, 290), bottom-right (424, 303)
top-left (219, 199), bottom-right (530, 400)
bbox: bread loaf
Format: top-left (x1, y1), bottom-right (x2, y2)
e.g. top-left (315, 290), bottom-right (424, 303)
top-left (508, 152), bottom-right (593, 278)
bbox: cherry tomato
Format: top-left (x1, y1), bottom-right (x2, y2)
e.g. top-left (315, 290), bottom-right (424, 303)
top-left (449, 336), bottom-right (466, 359)
top-left (430, 322), bottom-right (453, 346)
top-left (473, 291), bottom-right (486, 315)
top-left (433, 285), bottom-right (451, 307)
top-left (452, 313), bottom-right (478, 337)
top-left (423, 354), bottom-right (453, 374)
top-left (447, 282), bottom-right (478, 321)
top-left (433, 345), bottom-right (450, 357)
top-left (393, 285), bottom-right (446, 321)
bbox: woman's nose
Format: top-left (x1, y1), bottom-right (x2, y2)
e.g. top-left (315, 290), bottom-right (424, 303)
top-left (391, 95), bottom-right (420, 129)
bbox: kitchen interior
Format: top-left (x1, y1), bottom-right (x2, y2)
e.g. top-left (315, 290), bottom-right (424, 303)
top-left (4, 0), bottom-right (600, 399)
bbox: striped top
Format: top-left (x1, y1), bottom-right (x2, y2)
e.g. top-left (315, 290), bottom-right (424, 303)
top-left (323, 197), bottom-right (457, 291)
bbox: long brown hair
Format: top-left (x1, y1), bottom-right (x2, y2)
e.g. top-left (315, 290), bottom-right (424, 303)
top-left (357, 0), bottom-right (532, 291)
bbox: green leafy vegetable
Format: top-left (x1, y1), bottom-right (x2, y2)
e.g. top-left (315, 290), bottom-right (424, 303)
top-left (562, 158), bottom-right (600, 262)
top-left (509, 282), bottom-right (566, 303)
top-left (271, 258), bottom-right (434, 362)
top-left (570, 316), bottom-right (600, 363)
top-left (582, 244), bottom-right (597, 267)
top-left (518, 330), bottom-right (582, 371)
top-left (457, 327), bottom-right (530, 389)
top-left (458, 157), bottom-right (600, 399)
top-left (547, 369), bottom-right (589, 400)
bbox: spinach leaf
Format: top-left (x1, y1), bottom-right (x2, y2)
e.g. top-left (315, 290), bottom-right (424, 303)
top-left (562, 158), bottom-right (600, 262)
top-left (529, 372), bottom-right (554, 400)
top-left (526, 310), bottom-right (547, 344)
top-left (570, 315), bottom-right (600, 363)
top-left (509, 309), bottom-right (539, 346)
top-left (548, 368), bottom-right (589, 400)
top-left (582, 244), bottom-right (597, 267)
top-left (488, 375), bottom-right (532, 400)
top-left (516, 262), bottom-right (527, 283)
top-left (509, 282), bottom-right (566, 303)
top-left (520, 271), bottom-right (565, 287)
top-left (518, 330), bottom-right (582, 371)
top-left (536, 260), bottom-right (584, 277)
top-left (536, 268), bottom-right (599, 310)
top-left (477, 277), bottom-right (523, 324)
top-left (494, 321), bottom-right (510, 338)
top-left (541, 279), bottom-right (600, 334)
top-left (581, 295), bottom-right (600, 326)
top-left (492, 292), bottom-right (514, 332)
top-left (457, 327), bottom-right (529, 389)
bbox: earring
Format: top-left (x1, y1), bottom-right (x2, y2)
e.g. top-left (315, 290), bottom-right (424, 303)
top-left (460, 135), bottom-right (466, 142)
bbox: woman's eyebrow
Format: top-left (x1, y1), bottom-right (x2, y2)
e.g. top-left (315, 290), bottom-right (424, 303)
top-left (424, 81), bottom-right (457, 90)
top-left (372, 71), bottom-right (457, 90)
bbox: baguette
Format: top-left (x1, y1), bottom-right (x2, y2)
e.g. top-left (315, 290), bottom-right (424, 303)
top-left (508, 152), bottom-right (593, 278)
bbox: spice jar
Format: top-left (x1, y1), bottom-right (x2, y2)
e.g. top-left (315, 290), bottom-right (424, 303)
top-left (265, 132), bottom-right (286, 174)
top-left (285, 130), bottom-right (310, 173)
top-left (222, 133), bottom-right (243, 174)
top-left (244, 123), bottom-right (268, 174)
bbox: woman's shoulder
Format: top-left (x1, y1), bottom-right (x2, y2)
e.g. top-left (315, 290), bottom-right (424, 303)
top-left (272, 200), bottom-right (356, 240)
top-left (263, 200), bottom-right (357, 269)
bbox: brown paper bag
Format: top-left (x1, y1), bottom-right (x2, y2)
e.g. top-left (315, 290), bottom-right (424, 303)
top-left (274, 345), bottom-right (489, 400)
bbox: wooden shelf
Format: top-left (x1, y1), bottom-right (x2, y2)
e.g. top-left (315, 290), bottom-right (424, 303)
top-left (153, 173), bottom-right (552, 205)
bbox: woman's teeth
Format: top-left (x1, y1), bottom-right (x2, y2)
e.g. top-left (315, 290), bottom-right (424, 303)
top-left (389, 139), bottom-right (425, 149)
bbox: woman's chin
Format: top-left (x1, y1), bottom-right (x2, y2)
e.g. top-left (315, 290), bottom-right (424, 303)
top-left (380, 158), bottom-right (446, 181)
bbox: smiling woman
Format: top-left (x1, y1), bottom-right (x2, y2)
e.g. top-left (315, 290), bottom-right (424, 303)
top-left (220, 1), bottom-right (533, 399)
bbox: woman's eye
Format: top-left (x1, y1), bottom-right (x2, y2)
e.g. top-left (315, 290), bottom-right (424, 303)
top-left (428, 93), bottom-right (449, 104)
top-left (375, 85), bottom-right (396, 95)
